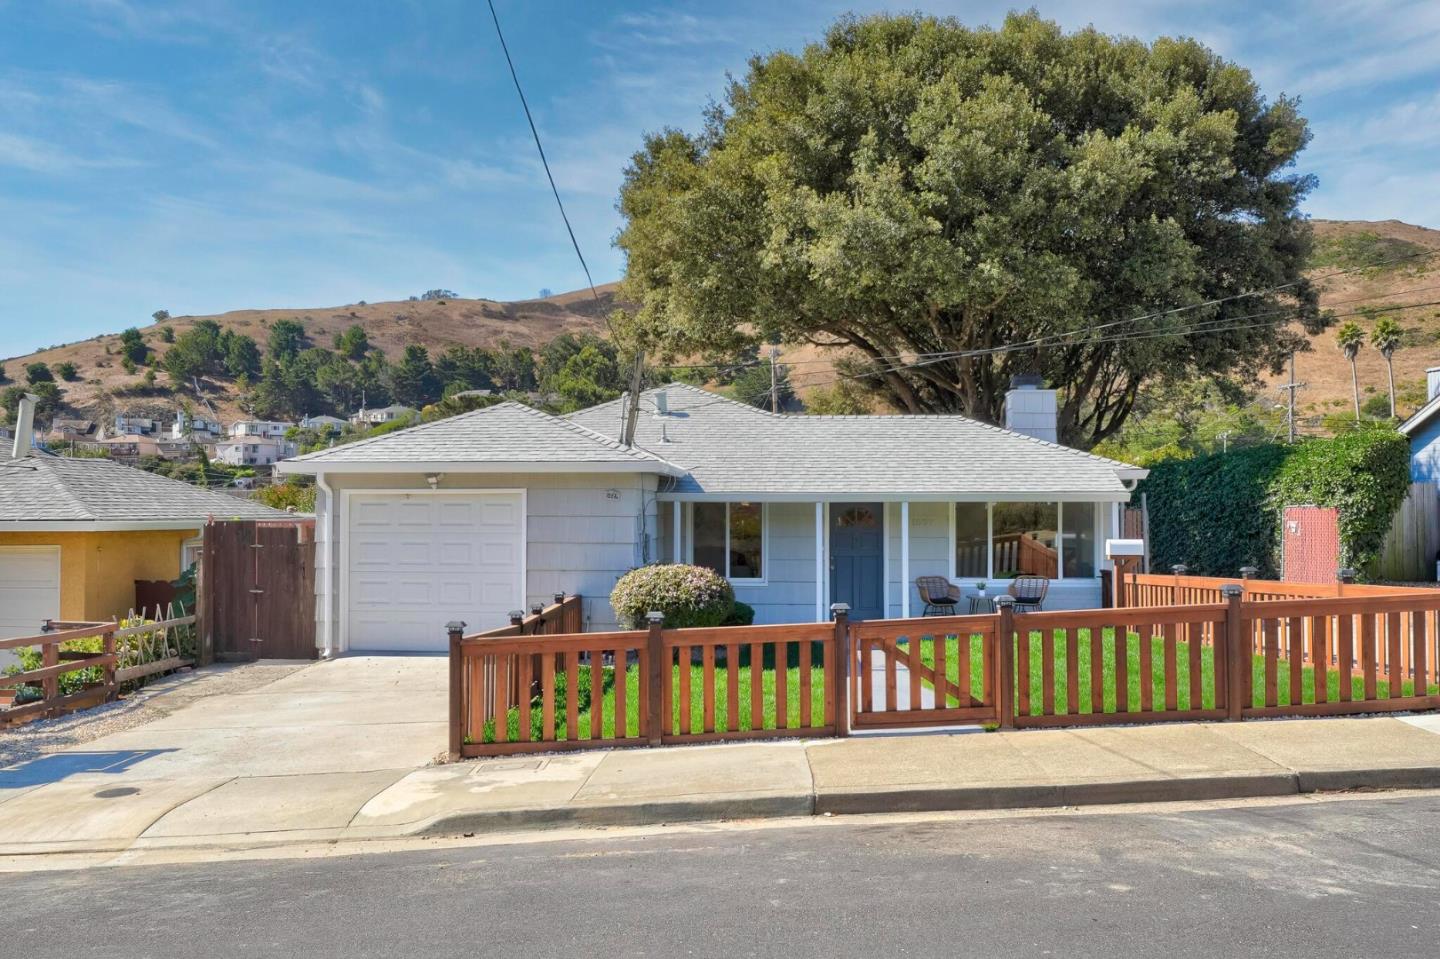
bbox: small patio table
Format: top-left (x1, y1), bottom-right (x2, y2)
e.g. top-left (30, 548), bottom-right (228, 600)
top-left (968, 596), bottom-right (995, 614)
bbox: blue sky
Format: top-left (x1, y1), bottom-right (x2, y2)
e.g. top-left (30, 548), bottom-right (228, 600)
top-left (2, 0), bottom-right (1438, 359)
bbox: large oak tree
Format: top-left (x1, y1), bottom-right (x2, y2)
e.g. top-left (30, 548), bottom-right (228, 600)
top-left (615, 12), bottom-right (1323, 446)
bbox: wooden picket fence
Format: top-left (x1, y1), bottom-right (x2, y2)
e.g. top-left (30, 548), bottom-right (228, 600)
top-left (449, 599), bottom-right (837, 758)
top-left (446, 581), bottom-right (1440, 759)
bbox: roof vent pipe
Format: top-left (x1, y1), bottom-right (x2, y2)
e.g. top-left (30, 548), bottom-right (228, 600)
top-left (11, 393), bottom-right (36, 458)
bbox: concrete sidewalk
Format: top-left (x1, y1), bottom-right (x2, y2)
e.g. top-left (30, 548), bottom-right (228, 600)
top-left (8, 704), bottom-right (1440, 857)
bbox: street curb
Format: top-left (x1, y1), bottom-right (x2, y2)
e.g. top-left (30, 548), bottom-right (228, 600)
top-left (409, 793), bottom-right (815, 837)
top-left (813, 773), bottom-right (1301, 816)
top-left (406, 767), bottom-right (1440, 838)
top-left (1296, 766), bottom-right (1440, 793)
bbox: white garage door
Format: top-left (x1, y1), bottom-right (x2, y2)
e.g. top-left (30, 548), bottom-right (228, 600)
top-left (345, 491), bottom-right (524, 652)
top-left (0, 546), bottom-right (61, 640)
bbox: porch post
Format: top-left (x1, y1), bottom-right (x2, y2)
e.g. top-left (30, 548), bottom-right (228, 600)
top-left (901, 501), bottom-right (911, 618)
top-left (814, 501), bottom-right (825, 622)
top-left (671, 500), bottom-right (681, 564)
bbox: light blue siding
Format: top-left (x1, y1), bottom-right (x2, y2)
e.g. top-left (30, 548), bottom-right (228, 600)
top-left (1411, 417), bottom-right (1440, 484)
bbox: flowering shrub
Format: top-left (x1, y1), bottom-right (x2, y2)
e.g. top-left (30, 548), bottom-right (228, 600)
top-left (610, 564), bottom-right (735, 629)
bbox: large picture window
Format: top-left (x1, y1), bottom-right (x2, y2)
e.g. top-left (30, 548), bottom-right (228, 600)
top-left (993, 502), bottom-right (1059, 578)
top-left (952, 502), bottom-right (1100, 580)
top-left (1061, 502), bottom-right (1097, 578)
top-left (954, 502), bottom-right (988, 578)
top-left (692, 502), bottom-right (765, 581)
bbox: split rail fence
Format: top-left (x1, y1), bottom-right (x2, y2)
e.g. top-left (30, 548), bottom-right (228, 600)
top-left (448, 578), bottom-right (1440, 759)
top-left (0, 609), bottom-right (197, 726)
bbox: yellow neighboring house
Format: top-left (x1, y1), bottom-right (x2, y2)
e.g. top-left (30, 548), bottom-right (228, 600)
top-left (0, 448), bottom-right (291, 638)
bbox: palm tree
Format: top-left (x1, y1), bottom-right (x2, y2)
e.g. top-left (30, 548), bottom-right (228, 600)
top-left (1370, 316), bottom-right (1403, 419)
top-left (1336, 321), bottom-right (1366, 421)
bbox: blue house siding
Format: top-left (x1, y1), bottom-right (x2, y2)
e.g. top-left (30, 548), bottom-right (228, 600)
top-left (1411, 415), bottom-right (1440, 483)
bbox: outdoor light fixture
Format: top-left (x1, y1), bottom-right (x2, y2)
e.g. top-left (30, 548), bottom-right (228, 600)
top-left (426, 473), bottom-right (443, 490)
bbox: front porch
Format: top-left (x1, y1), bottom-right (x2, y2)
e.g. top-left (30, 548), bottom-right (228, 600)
top-left (653, 498), bottom-right (1123, 625)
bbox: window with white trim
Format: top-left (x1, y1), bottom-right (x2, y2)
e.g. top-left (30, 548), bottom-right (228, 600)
top-left (692, 502), bottom-right (765, 581)
top-left (953, 502), bottom-right (1101, 581)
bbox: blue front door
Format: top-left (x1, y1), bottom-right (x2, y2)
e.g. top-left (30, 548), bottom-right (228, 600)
top-left (830, 503), bottom-right (884, 621)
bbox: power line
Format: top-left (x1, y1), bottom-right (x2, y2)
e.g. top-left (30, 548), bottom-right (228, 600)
top-left (486, 0), bottom-right (604, 315)
top-left (649, 293), bottom-right (1440, 421)
top-left (485, 0), bottom-right (647, 443)
top-left (646, 248), bottom-right (1440, 379)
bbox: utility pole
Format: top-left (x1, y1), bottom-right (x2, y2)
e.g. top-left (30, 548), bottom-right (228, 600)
top-left (1277, 351), bottom-right (1306, 444)
top-left (620, 351), bottom-right (646, 447)
top-left (769, 345), bottom-right (780, 414)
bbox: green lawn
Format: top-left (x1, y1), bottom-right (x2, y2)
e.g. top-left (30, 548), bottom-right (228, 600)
top-left (906, 629), bottom-right (1438, 716)
top-left (478, 650), bottom-right (828, 744)
top-left (475, 629), bottom-right (1440, 743)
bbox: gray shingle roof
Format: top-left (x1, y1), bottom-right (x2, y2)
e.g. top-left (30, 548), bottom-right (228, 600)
top-left (281, 401), bottom-right (680, 471)
top-left (0, 454), bottom-right (295, 525)
top-left (567, 383), bottom-right (1142, 498)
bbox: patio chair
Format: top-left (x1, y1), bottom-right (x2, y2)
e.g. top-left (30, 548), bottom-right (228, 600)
top-left (1008, 576), bottom-right (1049, 612)
top-left (916, 576), bottom-right (961, 616)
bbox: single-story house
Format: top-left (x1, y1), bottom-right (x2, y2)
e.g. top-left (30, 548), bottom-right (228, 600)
top-left (1399, 366), bottom-right (1440, 483)
top-left (349, 405), bottom-right (417, 426)
top-left (0, 398), bottom-right (292, 639)
top-left (300, 414), bottom-right (348, 431)
top-left (278, 380), bottom-right (1145, 655)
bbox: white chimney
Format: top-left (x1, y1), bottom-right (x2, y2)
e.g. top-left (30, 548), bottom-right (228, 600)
top-left (1003, 374), bottom-right (1058, 444)
top-left (653, 389), bottom-right (669, 416)
top-left (1427, 367), bottom-right (1440, 402)
top-left (11, 393), bottom-right (37, 458)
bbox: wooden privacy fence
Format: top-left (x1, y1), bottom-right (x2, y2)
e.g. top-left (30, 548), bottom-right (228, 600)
top-left (447, 585), bottom-right (1440, 758)
top-left (202, 518), bottom-right (316, 661)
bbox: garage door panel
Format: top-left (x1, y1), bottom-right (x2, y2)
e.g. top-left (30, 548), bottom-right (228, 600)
top-left (346, 492), bottom-right (524, 651)
top-left (0, 546), bottom-right (61, 640)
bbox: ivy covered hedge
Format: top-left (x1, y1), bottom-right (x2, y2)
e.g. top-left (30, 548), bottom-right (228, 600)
top-left (1139, 428), bottom-right (1410, 579)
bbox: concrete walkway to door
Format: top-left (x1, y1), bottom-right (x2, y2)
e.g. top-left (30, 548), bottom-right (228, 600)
top-left (0, 656), bottom-right (447, 855)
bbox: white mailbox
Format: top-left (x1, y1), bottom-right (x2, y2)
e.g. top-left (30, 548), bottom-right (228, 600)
top-left (1105, 538), bottom-right (1145, 560)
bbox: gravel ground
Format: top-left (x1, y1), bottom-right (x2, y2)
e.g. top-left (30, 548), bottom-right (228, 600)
top-left (0, 660), bottom-right (312, 768)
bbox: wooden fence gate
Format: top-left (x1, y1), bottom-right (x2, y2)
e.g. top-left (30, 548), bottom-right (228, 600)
top-left (202, 519), bottom-right (317, 661)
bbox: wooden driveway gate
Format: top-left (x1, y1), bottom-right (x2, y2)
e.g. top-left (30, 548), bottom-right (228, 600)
top-left (202, 519), bottom-right (317, 661)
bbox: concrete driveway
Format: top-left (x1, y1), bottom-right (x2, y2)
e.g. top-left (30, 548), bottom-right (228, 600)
top-left (0, 656), bottom-right (447, 854)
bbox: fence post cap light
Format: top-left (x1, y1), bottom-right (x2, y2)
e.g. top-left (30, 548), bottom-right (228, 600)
top-left (1337, 568), bottom-right (1357, 582)
top-left (1220, 584), bottom-right (1243, 598)
top-left (1171, 564), bottom-right (1189, 575)
top-left (993, 594), bottom-right (1016, 607)
top-left (829, 602), bottom-right (850, 615)
top-left (553, 592), bottom-right (565, 603)
top-left (507, 609), bottom-right (525, 620)
top-left (645, 610), bottom-right (665, 623)
top-left (444, 621), bottom-right (467, 633)
top-left (1239, 565), bottom-right (1258, 578)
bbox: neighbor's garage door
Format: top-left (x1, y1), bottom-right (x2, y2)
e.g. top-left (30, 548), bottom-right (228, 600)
top-left (0, 546), bottom-right (61, 639)
top-left (345, 492), bottom-right (524, 652)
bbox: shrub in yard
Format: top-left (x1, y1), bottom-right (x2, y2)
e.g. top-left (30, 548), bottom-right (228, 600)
top-left (610, 564), bottom-right (735, 629)
top-left (723, 600), bottom-right (755, 627)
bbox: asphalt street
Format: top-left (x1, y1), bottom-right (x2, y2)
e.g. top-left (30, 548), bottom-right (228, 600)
top-left (7, 794), bottom-right (1440, 958)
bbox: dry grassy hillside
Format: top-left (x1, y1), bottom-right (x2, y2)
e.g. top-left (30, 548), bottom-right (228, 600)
top-left (2, 286), bottom-right (614, 423)
top-left (1264, 220), bottom-right (1440, 423)
top-left (6, 219), bottom-right (1437, 429)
